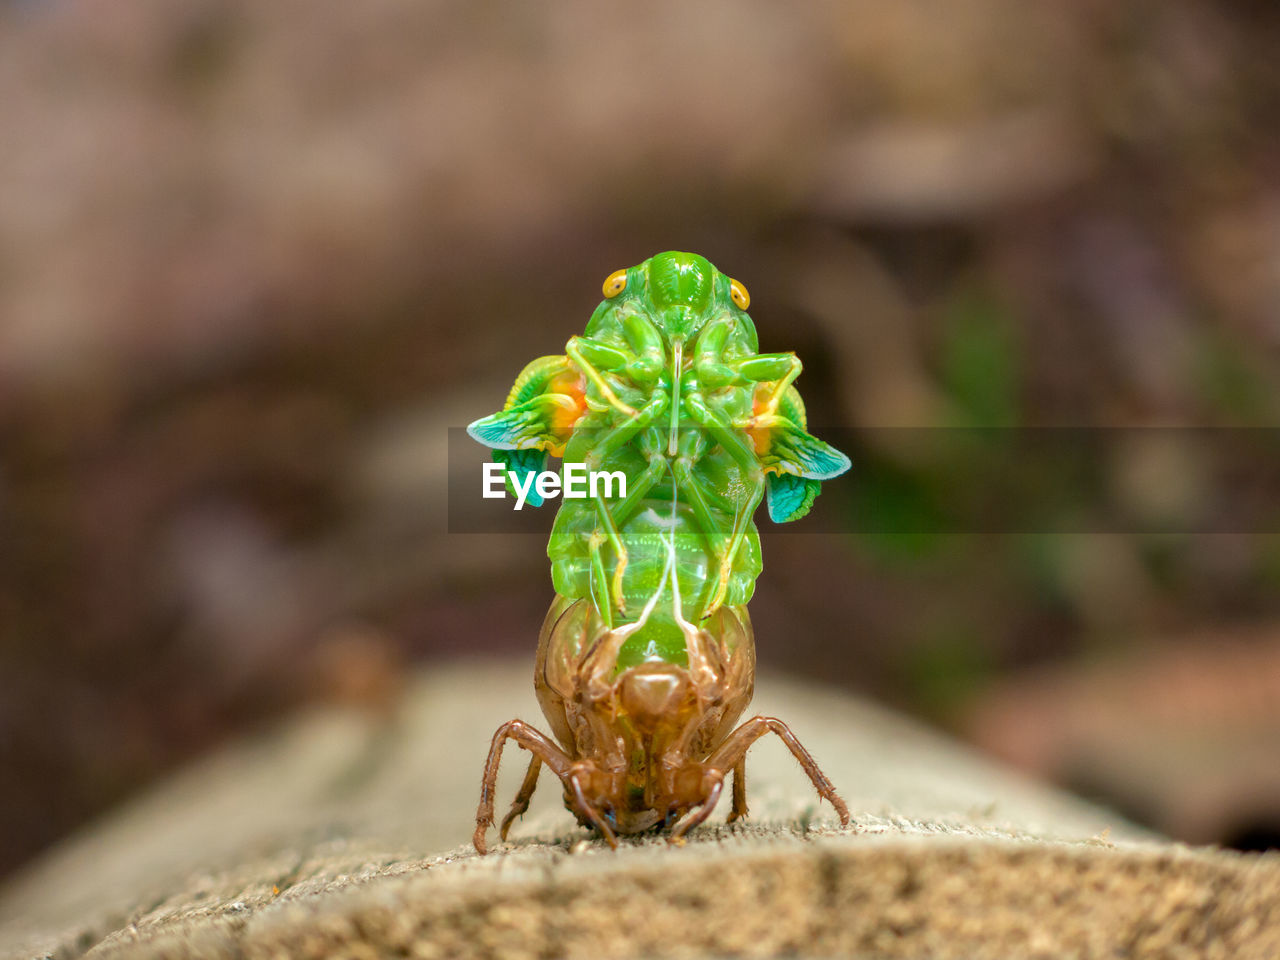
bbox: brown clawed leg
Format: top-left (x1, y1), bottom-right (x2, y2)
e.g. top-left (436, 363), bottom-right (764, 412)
top-left (499, 754), bottom-right (543, 841)
top-left (726, 758), bottom-right (748, 824)
top-left (706, 716), bottom-right (851, 827)
top-left (569, 771), bottom-right (618, 848)
top-left (475, 720), bottom-right (573, 855)
top-left (669, 775), bottom-right (725, 842)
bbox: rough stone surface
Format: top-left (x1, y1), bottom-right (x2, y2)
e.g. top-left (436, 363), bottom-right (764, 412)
top-left (2, 660), bottom-right (1276, 959)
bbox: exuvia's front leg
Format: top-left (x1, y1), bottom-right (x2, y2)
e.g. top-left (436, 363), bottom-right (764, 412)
top-left (727, 758), bottom-right (749, 823)
top-left (703, 715), bottom-right (851, 828)
top-left (669, 774), bottom-right (725, 842)
top-left (499, 754), bottom-right (543, 841)
top-left (474, 720), bottom-right (574, 854)
top-left (568, 765), bottom-right (618, 849)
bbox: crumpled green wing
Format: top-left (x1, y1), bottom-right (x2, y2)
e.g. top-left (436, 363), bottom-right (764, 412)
top-left (765, 472), bottom-right (822, 523)
top-left (467, 355), bottom-right (586, 510)
top-left (490, 448), bottom-right (548, 508)
top-left (757, 384), bottom-right (850, 522)
top-left (760, 416), bottom-right (850, 480)
top-left (466, 393), bottom-right (578, 450)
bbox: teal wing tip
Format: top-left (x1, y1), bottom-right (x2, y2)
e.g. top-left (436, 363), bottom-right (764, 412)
top-left (493, 448), bottom-right (547, 507)
top-left (816, 447), bottom-right (853, 480)
top-left (766, 473), bottom-right (822, 523)
top-left (769, 420), bottom-right (852, 481)
top-left (467, 414), bottom-right (521, 450)
top-left (793, 444), bottom-right (851, 481)
top-left (515, 474), bottom-right (545, 508)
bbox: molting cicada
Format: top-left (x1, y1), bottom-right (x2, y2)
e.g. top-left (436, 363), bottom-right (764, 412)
top-left (468, 251), bottom-right (851, 851)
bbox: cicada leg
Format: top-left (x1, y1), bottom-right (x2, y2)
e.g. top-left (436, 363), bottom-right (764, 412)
top-left (569, 768), bottom-right (618, 849)
top-left (590, 497), bottom-right (630, 617)
top-left (668, 424), bottom-right (749, 619)
top-left (595, 447), bottom-right (671, 612)
top-left (681, 392), bottom-right (769, 618)
top-left (670, 454), bottom-right (730, 583)
top-left (726, 758), bottom-right (748, 824)
top-left (498, 755), bottom-right (543, 841)
top-left (565, 337), bottom-right (644, 420)
top-left (475, 720), bottom-right (574, 855)
top-left (702, 715), bottom-right (851, 828)
top-left (669, 775), bottom-right (725, 842)
top-left (672, 460), bottom-right (764, 619)
top-left (735, 352), bottom-right (802, 418)
top-left (586, 531), bottom-right (615, 629)
top-left (567, 392), bottom-right (670, 616)
top-left (706, 476), bottom-right (764, 617)
top-left (565, 312), bottom-right (667, 421)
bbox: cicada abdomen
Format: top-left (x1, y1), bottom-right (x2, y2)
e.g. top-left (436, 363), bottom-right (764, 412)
top-left (546, 436), bottom-right (762, 635)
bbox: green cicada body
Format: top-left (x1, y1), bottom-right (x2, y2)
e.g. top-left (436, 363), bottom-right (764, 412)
top-left (468, 250), bottom-right (849, 622)
top-left (547, 481), bottom-right (763, 671)
top-left (469, 253), bottom-right (852, 851)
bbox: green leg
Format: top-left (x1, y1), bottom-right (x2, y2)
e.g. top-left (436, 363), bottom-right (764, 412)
top-left (684, 393), bottom-right (759, 471)
top-left (676, 462), bottom-right (763, 618)
top-left (587, 530), bottom-right (614, 630)
top-left (591, 494), bottom-right (630, 616)
top-left (733, 352), bottom-right (803, 414)
top-left (670, 457), bottom-right (733, 617)
top-left (566, 337), bottom-right (639, 418)
top-left (707, 474), bottom-right (765, 616)
top-left (682, 394), bottom-right (769, 616)
top-left (577, 397), bottom-right (668, 617)
top-left (583, 391), bottom-right (669, 467)
top-left (591, 446), bottom-right (670, 616)
top-left (607, 450), bottom-right (670, 527)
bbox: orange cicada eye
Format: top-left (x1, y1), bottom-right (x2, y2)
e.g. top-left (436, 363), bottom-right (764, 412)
top-left (729, 278), bottom-right (750, 310)
top-left (602, 269), bottom-right (628, 298)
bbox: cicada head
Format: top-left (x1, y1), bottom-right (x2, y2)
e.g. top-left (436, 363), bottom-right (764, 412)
top-left (598, 251), bottom-right (752, 345)
top-left (643, 250), bottom-right (720, 340)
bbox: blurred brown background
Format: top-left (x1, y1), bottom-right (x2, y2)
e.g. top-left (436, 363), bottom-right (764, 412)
top-left (3, 0), bottom-right (1280, 880)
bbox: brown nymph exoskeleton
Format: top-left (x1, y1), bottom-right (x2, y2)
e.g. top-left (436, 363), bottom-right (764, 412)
top-left (473, 593), bottom-right (850, 853)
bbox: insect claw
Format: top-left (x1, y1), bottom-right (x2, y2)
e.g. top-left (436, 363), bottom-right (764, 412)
top-left (570, 772), bottom-right (618, 848)
top-left (832, 796), bottom-right (852, 828)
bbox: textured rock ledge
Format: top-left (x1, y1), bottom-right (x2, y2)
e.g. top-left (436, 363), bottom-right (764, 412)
top-left (2, 660), bottom-right (1276, 960)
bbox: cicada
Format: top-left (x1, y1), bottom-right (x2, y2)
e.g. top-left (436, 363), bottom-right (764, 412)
top-left (468, 252), bottom-right (851, 851)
